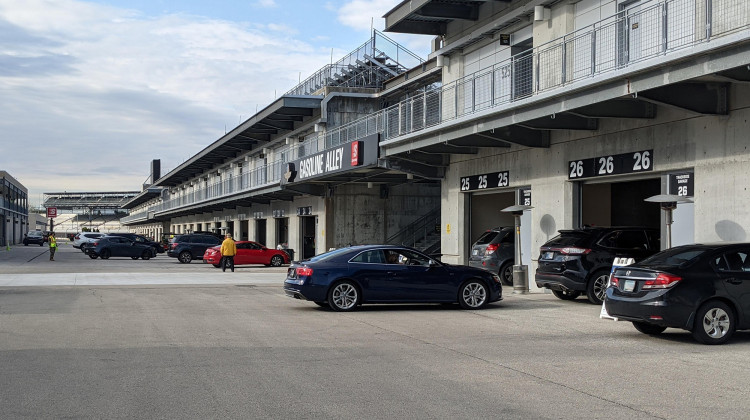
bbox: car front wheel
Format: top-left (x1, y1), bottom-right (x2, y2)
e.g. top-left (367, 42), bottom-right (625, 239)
top-left (141, 251), bottom-right (151, 260)
top-left (178, 251), bottom-right (192, 264)
top-left (692, 300), bottom-right (735, 345)
top-left (458, 280), bottom-right (489, 309)
top-left (328, 281), bottom-right (360, 312)
top-left (586, 270), bottom-right (609, 305)
top-left (100, 249), bottom-right (111, 260)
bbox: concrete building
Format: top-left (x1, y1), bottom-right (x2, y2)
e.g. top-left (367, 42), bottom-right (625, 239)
top-left (121, 32), bottom-right (443, 259)
top-left (122, 0), bottom-right (750, 297)
top-left (380, 0), bottom-right (750, 291)
top-left (0, 171), bottom-right (29, 245)
top-left (41, 191), bottom-right (138, 235)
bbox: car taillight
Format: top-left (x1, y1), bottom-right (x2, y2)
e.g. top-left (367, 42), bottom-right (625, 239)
top-left (485, 243), bottom-right (499, 256)
top-left (642, 273), bottom-right (682, 289)
top-left (93, 242), bottom-right (98, 246)
top-left (610, 276), bottom-right (619, 287)
top-left (296, 267), bottom-right (313, 276)
top-left (171, 242), bottom-right (178, 249)
top-left (558, 247), bottom-right (591, 255)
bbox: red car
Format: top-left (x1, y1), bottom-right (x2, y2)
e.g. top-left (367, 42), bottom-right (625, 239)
top-left (203, 241), bottom-right (290, 268)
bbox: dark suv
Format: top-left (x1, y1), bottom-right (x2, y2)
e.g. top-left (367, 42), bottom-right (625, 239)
top-left (468, 227), bottom-right (515, 285)
top-left (106, 233), bottom-right (164, 254)
top-left (535, 227), bottom-right (660, 304)
top-left (167, 233), bottom-right (222, 263)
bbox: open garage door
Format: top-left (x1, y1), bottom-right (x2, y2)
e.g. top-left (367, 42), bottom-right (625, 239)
top-left (581, 178), bottom-right (661, 228)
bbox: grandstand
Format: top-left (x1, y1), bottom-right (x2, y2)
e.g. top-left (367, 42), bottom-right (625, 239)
top-left (41, 192), bottom-right (138, 235)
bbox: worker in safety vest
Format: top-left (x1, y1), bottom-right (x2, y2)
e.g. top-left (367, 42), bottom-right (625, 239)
top-left (48, 233), bottom-right (57, 261)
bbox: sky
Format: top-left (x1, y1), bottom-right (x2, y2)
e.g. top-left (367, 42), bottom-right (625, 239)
top-left (0, 0), bottom-right (430, 207)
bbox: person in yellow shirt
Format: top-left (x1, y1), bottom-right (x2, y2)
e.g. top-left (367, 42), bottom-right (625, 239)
top-left (48, 233), bottom-right (57, 261)
top-left (220, 233), bottom-right (237, 272)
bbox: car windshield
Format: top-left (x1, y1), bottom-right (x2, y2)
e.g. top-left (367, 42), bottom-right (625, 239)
top-left (305, 247), bottom-right (355, 263)
top-left (638, 246), bottom-right (707, 266)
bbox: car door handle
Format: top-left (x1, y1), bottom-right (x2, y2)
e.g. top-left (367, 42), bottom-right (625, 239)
top-left (725, 278), bottom-right (743, 285)
top-left (387, 271), bottom-right (395, 276)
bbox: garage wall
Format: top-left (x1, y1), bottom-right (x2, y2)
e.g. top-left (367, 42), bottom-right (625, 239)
top-left (440, 83), bottom-right (750, 289)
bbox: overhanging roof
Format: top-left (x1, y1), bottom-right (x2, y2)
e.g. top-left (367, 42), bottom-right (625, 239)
top-left (384, 0), bottom-right (509, 35)
top-left (153, 95), bottom-right (322, 188)
top-left (120, 187), bottom-right (164, 210)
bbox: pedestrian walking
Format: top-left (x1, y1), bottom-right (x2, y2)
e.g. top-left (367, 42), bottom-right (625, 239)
top-left (48, 233), bottom-right (57, 261)
top-left (220, 233), bottom-right (236, 272)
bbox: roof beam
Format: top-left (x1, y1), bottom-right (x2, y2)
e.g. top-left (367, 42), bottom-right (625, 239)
top-left (570, 99), bottom-right (656, 119)
top-left (638, 82), bottom-right (729, 115)
top-left (477, 125), bottom-right (550, 148)
top-left (519, 114), bottom-right (598, 131)
top-left (417, 3), bottom-right (478, 21)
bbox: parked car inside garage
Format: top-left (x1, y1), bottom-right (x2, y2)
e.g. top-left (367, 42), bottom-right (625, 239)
top-left (536, 226), bottom-right (659, 305)
top-left (468, 227), bottom-right (514, 285)
top-left (605, 243), bottom-right (750, 345)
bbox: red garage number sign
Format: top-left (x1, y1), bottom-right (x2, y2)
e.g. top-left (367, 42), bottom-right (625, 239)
top-left (46, 207), bottom-right (58, 218)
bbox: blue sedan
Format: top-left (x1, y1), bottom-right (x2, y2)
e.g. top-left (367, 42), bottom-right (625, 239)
top-left (284, 245), bottom-right (503, 311)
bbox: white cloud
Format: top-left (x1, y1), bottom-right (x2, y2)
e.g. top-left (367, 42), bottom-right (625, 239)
top-left (0, 0), bottom-right (332, 205)
top-left (337, 0), bottom-right (401, 31)
top-left (255, 0), bottom-right (277, 8)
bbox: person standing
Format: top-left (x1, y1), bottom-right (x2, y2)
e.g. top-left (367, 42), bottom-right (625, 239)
top-left (220, 233), bottom-right (236, 272)
top-left (48, 233), bottom-right (57, 261)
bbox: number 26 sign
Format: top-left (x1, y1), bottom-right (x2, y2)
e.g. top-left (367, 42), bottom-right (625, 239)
top-left (568, 150), bottom-right (653, 180)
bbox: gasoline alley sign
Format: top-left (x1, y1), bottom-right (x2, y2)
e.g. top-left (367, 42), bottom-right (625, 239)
top-left (284, 133), bottom-right (379, 183)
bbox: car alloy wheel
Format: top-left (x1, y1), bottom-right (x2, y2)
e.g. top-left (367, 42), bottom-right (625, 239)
top-left (586, 270), bottom-right (609, 305)
top-left (459, 280), bottom-right (488, 309)
top-left (141, 251), bottom-right (151, 260)
top-left (499, 262), bottom-right (513, 286)
top-left (328, 281), bottom-right (359, 311)
top-left (692, 301), bottom-right (735, 345)
top-left (100, 249), bottom-right (111, 260)
top-left (270, 255), bottom-right (283, 267)
top-left (178, 251), bottom-right (192, 264)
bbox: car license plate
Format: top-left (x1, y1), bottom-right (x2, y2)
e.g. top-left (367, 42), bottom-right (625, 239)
top-left (623, 280), bottom-right (636, 292)
top-left (472, 249), bottom-right (478, 256)
top-left (543, 252), bottom-right (554, 260)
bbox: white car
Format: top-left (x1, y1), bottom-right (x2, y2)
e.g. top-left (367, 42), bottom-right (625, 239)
top-left (72, 232), bottom-right (104, 250)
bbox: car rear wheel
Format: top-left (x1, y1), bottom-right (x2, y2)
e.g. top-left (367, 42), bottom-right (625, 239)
top-left (39, 242), bottom-right (44, 247)
top-left (586, 270), bottom-right (609, 305)
top-left (89, 253), bottom-right (98, 259)
top-left (692, 301), bottom-right (735, 345)
top-left (141, 251), bottom-right (151, 260)
top-left (632, 321), bottom-right (666, 335)
top-left (100, 249), bottom-right (111, 260)
top-left (499, 262), bottom-right (513, 286)
top-left (328, 281), bottom-right (360, 312)
top-left (270, 255), bottom-right (284, 267)
top-left (178, 251), bottom-right (192, 264)
top-left (552, 290), bottom-right (581, 300)
top-left (130, 256), bottom-right (139, 260)
top-left (458, 280), bottom-right (489, 309)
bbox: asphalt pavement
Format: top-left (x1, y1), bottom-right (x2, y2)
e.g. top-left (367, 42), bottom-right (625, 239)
top-left (1, 241), bottom-right (750, 419)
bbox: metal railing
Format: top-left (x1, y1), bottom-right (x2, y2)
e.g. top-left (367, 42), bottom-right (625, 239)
top-left (335, 0), bottom-right (749, 143)
top-left (285, 30), bottom-right (422, 96)
top-left (387, 206), bottom-right (440, 250)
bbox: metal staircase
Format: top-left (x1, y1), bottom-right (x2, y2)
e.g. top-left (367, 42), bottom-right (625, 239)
top-left (386, 207), bottom-right (441, 256)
